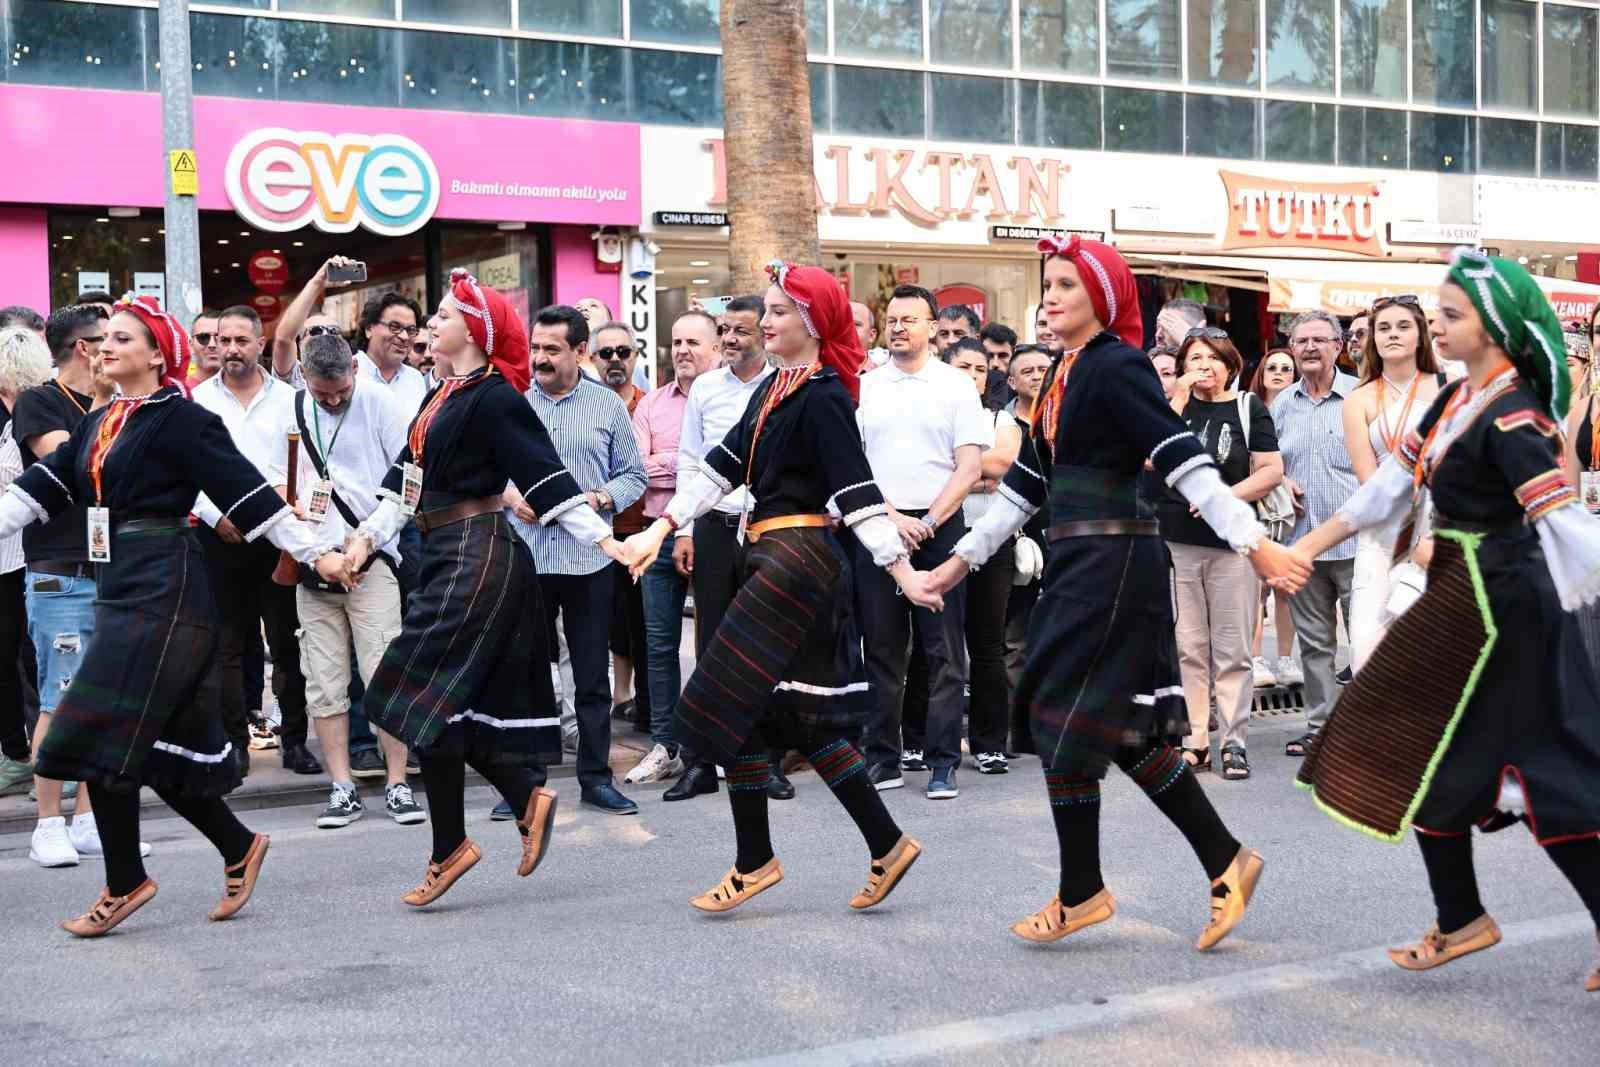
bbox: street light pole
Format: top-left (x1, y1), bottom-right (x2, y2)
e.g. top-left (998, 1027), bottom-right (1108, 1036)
top-left (158, 0), bottom-right (203, 322)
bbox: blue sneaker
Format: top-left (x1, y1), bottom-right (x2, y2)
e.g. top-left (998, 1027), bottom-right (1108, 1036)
top-left (927, 769), bottom-right (958, 800)
top-left (490, 801), bottom-right (515, 821)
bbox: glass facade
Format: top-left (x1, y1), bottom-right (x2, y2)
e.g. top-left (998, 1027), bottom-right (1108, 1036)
top-left (5, 0), bottom-right (1600, 180)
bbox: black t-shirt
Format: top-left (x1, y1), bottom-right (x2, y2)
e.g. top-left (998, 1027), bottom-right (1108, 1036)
top-left (1158, 392), bottom-right (1278, 549)
top-left (12, 382), bottom-right (93, 564)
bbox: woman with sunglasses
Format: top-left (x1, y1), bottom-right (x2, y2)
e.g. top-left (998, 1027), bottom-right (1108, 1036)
top-left (1247, 349), bottom-right (1301, 688)
top-left (1342, 295), bottom-right (1443, 672)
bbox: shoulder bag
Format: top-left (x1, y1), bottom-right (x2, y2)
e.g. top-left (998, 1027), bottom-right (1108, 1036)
top-left (1237, 391), bottom-right (1295, 542)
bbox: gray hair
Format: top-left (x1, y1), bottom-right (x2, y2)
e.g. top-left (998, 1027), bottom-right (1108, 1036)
top-left (1161, 299), bottom-right (1207, 328)
top-left (1287, 309), bottom-right (1344, 342)
top-left (0, 326), bottom-right (54, 396)
top-left (302, 333), bottom-right (354, 382)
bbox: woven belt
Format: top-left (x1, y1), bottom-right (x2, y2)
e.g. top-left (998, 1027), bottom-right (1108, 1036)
top-left (115, 516), bottom-right (190, 535)
top-left (28, 560), bottom-right (93, 578)
top-left (415, 495), bottom-right (502, 534)
top-left (747, 513), bottom-right (831, 542)
top-left (1047, 519), bottom-right (1159, 542)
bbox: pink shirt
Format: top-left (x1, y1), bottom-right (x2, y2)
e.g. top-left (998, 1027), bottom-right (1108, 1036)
top-left (632, 377), bottom-right (691, 518)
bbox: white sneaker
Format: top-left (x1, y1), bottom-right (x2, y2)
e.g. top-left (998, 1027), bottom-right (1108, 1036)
top-left (623, 743), bottom-right (684, 784)
top-left (68, 812), bottom-right (153, 859)
top-left (29, 816), bottom-right (79, 867)
top-left (1252, 656), bottom-right (1278, 688)
top-left (1276, 655), bottom-right (1305, 686)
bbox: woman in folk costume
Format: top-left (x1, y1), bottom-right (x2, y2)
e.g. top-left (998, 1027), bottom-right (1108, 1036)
top-left (922, 236), bottom-right (1307, 946)
top-left (1293, 250), bottom-right (1600, 988)
top-left (0, 296), bottom-right (338, 937)
top-left (620, 261), bottom-right (941, 912)
top-left (341, 270), bottom-right (624, 906)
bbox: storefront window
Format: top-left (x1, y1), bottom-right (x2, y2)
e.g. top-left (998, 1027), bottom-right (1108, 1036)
top-left (1411, 0), bottom-right (1474, 108)
top-left (404, 1), bottom-right (512, 29)
top-left (1187, 0), bottom-right (1260, 88)
top-left (399, 28), bottom-right (516, 113)
top-left (929, 0), bottom-right (1012, 68)
top-left (1480, 0), bottom-right (1537, 112)
top-left (1337, 104), bottom-right (1406, 167)
top-left (807, 0), bottom-right (829, 51)
top-left (516, 40), bottom-right (627, 117)
top-left (5, 0), bottom-right (153, 91)
top-left (1018, 80), bottom-right (1102, 149)
top-left (279, 0), bottom-right (394, 19)
top-left (1020, 0), bottom-right (1099, 76)
top-left (1543, 5), bottom-right (1598, 119)
top-left (1265, 100), bottom-right (1335, 163)
top-left (811, 64), bottom-right (832, 130)
top-left (833, 0), bottom-right (923, 60)
top-left (1186, 94), bottom-right (1258, 159)
top-left (633, 49), bottom-right (722, 126)
top-left (439, 225), bottom-right (544, 326)
top-left (1410, 111), bottom-right (1474, 173)
top-left (520, 0), bottom-right (623, 37)
top-left (1339, 0), bottom-right (1406, 101)
top-left (1265, 0), bottom-right (1333, 94)
top-left (1542, 122), bottom-right (1600, 180)
top-left (272, 20), bottom-right (396, 108)
top-left (930, 73), bottom-right (1013, 142)
top-left (833, 66), bottom-right (924, 136)
top-left (631, 0), bottom-right (721, 45)
top-left (187, 14), bottom-right (277, 100)
top-left (1106, 0), bottom-right (1181, 81)
top-left (1477, 117), bottom-right (1538, 176)
top-left (1105, 87), bottom-right (1182, 154)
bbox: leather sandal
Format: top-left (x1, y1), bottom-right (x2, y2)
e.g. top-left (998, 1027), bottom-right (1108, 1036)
top-left (516, 787), bottom-right (559, 877)
top-left (61, 879), bottom-right (158, 938)
top-left (1010, 887), bottom-right (1116, 943)
top-left (209, 833), bottom-right (269, 922)
top-left (849, 834), bottom-right (922, 910)
top-left (403, 839), bottom-right (482, 907)
top-left (1197, 846), bottom-right (1265, 950)
top-left (690, 857), bottom-right (783, 912)
top-left (1387, 914), bottom-right (1502, 971)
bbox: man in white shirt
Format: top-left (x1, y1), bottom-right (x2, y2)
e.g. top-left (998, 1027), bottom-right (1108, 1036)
top-left (857, 284), bottom-right (989, 800)
top-left (192, 305), bottom-right (320, 777)
top-left (354, 292), bottom-right (430, 418)
top-left (268, 334), bottom-right (422, 831)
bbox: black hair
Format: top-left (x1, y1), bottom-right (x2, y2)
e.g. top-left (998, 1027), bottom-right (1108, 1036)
top-left (725, 294), bottom-right (766, 318)
top-left (218, 304), bottom-right (263, 334)
top-left (44, 304), bottom-right (108, 367)
top-left (75, 291), bottom-right (114, 308)
top-left (192, 308), bottom-right (219, 329)
top-left (0, 305), bottom-right (45, 333)
top-left (534, 304), bottom-right (590, 348)
top-left (359, 292), bottom-right (423, 335)
top-left (888, 284), bottom-right (939, 320)
top-left (980, 322), bottom-right (1018, 349)
top-left (942, 336), bottom-right (988, 364)
top-left (937, 304), bottom-right (981, 334)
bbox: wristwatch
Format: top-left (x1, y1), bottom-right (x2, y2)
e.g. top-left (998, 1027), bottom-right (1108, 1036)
top-left (594, 489), bottom-right (613, 511)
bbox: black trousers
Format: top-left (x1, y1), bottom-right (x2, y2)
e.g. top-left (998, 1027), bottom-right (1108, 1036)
top-left (683, 513), bottom-right (749, 770)
top-left (1004, 579), bottom-right (1039, 754)
top-left (198, 528), bottom-right (307, 751)
top-left (608, 559), bottom-right (651, 726)
top-left (0, 568), bottom-right (37, 761)
top-left (538, 569), bottom-right (615, 789)
top-left (856, 514), bottom-right (969, 774)
top-left (964, 535), bottom-right (1015, 754)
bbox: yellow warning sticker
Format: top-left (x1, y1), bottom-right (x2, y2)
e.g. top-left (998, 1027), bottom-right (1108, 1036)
top-left (169, 149), bottom-right (198, 196)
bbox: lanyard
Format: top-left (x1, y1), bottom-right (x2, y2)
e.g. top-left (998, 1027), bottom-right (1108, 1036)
top-left (1589, 397), bottom-right (1600, 472)
top-left (1412, 361), bottom-right (1515, 490)
top-left (1375, 372), bottom-right (1422, 455)
top-left (87, 397), bottom-right (145, 505)
top-left (55, 381), bottom-right (88, 416)
top-left (311, 399), bottom-right (348, 464)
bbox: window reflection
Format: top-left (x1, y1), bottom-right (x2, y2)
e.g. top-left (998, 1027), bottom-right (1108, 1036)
top-left (633, 49), bottom-right (722, 126)
top-left (1543, 5), bottom-right (1597, 119)
top-left (515, 40), bottom-right (626, 118)
top-left (187, 14), bottom-right (276, 99)
top-left (1340, 0), bottom-right (1405, 101)
top-left (811, 64), bottom-right (831, 130)
top-left (1265, 0), bottom-right (1333, 94)
top-left (833, 66), bottom-right (924, 136)
top-left (1481, 0), bottom-right (1536, 112)
top-left (1107, 0), bottom-right (1181, 81)
top-left (1542, 123), bottom-right (1600, 180)
top-left (1187, 0), bottom-right (1259, 88)
top-left (631, 0), bottom-right (720, 45)
top-left (404, 0), bottom-right (511, 29)
top-left (6, 0), bottom-right (153, 91)
top-left (1020, 0), bottom-right (1099, 76)
top-left (1265, 100), bottom-right (1335, 163)
top-left (1410, 111), bottom-right (1473, 173)
top-left (833, 0), bottom-right (923, 60)
top-left (1186, 94), bottom-right (1258, 159)
top-left (931, 73), bottom-right (1013, 142)
top-left (1477, 117), bottom-right (1538, 177)
top-left (1338, 105), bottom-right (1407, 168)
top-left (807, 0), bottom-right (829, 51)
top-left (930, 0), bottom-right (1012, 68)
top-left (279, 0), bottom-right (394, 19)
top-left (519, 0), bottom-right (622, 37)
top-left (1018, 80), bottom-right (1102, 148)
top-left (1411, 0), bottom-right (1474, 107)
top-left (399, 28), bottom-right (515, 112)
top-left (274, 20), bottom-right (396, 108)
top-left (1105, 88), bottom-right (1182, 154)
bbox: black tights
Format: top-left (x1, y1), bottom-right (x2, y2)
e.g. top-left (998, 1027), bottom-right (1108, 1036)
top-left (1416, 829), bottom-right (1600, 935)
top-left (727, 732), bottom-right (901, 874)
top-left (1044, 741), bottom-right (1241, 907)
top-left (418, 753), bottom-right (541, 864)
top-left (88, 781), bottom-right (255, 897)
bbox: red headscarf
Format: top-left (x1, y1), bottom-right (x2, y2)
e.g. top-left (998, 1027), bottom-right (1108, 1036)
top-left (765, 260), bottom-right (864, 404)
top-left (1036, 234), bottom-right (1143, 349)
top-left (113, 294), bottom-right (192, 389)
top-left (445, 268), bottom-right (530, 394)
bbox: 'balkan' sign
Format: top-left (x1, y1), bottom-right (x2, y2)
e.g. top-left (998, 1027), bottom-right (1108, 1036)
top-left (1220, 171), bottom-right (1383, 257)
top-left (225, 128), bottom-right (441, 237)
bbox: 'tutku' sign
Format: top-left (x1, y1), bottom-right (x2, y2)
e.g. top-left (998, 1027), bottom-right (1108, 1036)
top-left (1220, 170), bottom-right (1383, 257)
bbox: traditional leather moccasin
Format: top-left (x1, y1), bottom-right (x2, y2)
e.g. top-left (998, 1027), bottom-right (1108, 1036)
top-left (1011, 888), bottom-right (1117, 944)
top-left (1197, 846), bottom-right (1265, 951)
top-left (690, 857), bottom-right (783, 913)
top-left (61, 879), bottom-right (158, 938)
top-left (1387, 914), bottom-right (1502, 971)
top-left (209, 834), bottom-right (270, 922)
top-left (849, 834), bottom-right (922, 910)
top-left (403, 839), bottom-right (482, 907)
top-left (516, 788), bottom-right (559, 877)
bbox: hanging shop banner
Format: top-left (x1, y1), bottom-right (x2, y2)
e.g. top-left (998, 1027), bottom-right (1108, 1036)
top-left (935, 283), bottom-right (989, 322)
top-left (247, 250), bottom-right (289, 294)
top-left (1220, 171), bottom-right (1383, 257)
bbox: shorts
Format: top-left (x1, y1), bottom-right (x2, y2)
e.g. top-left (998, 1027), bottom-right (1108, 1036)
top-left (25, 569), bottom-right (96, 715)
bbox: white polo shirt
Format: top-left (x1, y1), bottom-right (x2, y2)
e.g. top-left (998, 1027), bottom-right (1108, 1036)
top-left (354, 353), bottom-right (429, 419)
top-left (191, 368), bottom-right (297, 528)
top-left (858, 353), bottom-right (992, 511)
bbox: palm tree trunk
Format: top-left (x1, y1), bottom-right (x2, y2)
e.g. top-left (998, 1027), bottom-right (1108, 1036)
top-left (720, 0), bottom-right (820, 293)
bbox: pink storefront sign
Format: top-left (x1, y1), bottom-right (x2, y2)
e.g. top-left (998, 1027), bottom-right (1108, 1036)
top-left (0, 85), bottom-right (640, 230)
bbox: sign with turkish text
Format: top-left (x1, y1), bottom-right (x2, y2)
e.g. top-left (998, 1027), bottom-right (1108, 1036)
top-left (934, 284), bottom-right (988, 323)
top-left (654, 210), bottom-right (727, 227)
top-left (226, 128), bottom-right (441, 237)
top-left (1220, 171), bottom-right (1383, 257)
top-left (247, 250), bottom-right (288, 294)
top-left (990, 225), bottom-right (1103, 242)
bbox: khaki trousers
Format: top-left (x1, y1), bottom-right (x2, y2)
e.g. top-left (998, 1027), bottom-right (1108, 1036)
top-left (1170, 541), bottom-right (1259, 751)
top-left (297, 563), bottom-right (402, 719)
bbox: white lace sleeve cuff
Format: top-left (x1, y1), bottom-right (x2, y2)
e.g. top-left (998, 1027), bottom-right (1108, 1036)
top-left (1334, 456), bottom-right (1416, 533)
top-left (953, 493), bottom-right (1034, 570)
top-left (555, 503), bottom-right (613, 545)
top-left (665, 470), bottom-right (728, 531)
top-left (0, 489), bottom-right (40, 539)
top-left (357, 497), bottom-right (407, 549)
top-left (1174, 464), bottom-right (1266, 555)
top-left (261, 513), bottom-right (327, 564)
top-left (852, 513), bottom-right (909, 569)
top-left (1535, 503), bottom-right (1600, 610)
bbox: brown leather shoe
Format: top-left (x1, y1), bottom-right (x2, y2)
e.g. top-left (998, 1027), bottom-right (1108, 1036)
top-left (849, 834), bottom-right (921, 910)
top-left (1388, 914), bottom-right (1502, 971)
top-left (403, 839), bottom-right (482, 907)
top-left (516, 787), bottom-right (559, 877)
top-left (61, 879), bottom-right (158, 938)
top-left (209, 833), bottom-right (269, 922)
top-left (1197, 846), bottom-right (1264, 950)
top-left (690, 857), bottom-right (783, 913)
top-left (1010, 888), bottom-right (1116, 943)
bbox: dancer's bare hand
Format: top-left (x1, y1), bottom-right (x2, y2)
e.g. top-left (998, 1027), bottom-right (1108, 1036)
top-left (621, 528), bottom-right (666, 578)
top-left (926, 555), bottom-right (971, 596)
top-left (341, 534), bottom-right (372, 575)
top-left (315, 550), bottom-right (354, 590)
top-left (896, 569), bottom-right (944, 612)
top-left (1251, 539), bottom-right (1310, 594)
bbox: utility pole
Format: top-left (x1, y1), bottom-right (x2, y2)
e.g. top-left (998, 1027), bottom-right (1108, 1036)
top-left (158, 0), bottom-right (203, 322)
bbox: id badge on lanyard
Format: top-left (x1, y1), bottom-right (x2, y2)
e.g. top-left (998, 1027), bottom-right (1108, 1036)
top-left (400, 463), bottom-right (422, 516)
top-left (735, 495), bottom-right (751, 545)
top-left (1582, 470), bottom-right (1600, 515)
top-left (306, 479), bottom-right (334, 525)
top-left (87, 507), bottom-right (111, 563)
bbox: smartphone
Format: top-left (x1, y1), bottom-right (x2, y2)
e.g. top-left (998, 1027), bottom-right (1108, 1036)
top-left (699, 295), bottom-right (732, 317)
top-left (328, 261), bottom-right (368, 285)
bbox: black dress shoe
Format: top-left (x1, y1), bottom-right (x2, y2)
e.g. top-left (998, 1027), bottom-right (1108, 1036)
top-left (581, 781), bottom-right (639, 815)
top-left (610, 699), bottom-right (636, 722)
top-left (282, 743), bottom-right (323, 775)
top-left (663, 762), bottom-right (719, 802)
top-left (767, 767), bottom-right (796, 801)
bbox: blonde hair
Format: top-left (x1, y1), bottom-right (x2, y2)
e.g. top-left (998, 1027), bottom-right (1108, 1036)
top-left (0, 326), bottom-right (53, 397)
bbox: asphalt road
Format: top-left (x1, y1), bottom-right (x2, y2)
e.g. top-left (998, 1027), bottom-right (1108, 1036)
top-left (3, 713), bottom-right (1594, 1066)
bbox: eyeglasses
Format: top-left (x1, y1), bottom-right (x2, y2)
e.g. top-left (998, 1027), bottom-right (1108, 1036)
top-left (593, 345), bottom-right (637, 361)
top-left (1371, 294), bottom-right (1422, 313)
top-left (1263, 362), bottom-right (1296, 374)
top-left (300, 324), bottom-right (341, 341)
top-left (191, 332), bottom-right (214, 346)
top-left (379, 320), bottom-right (422, 339)
top-left (1291, 336), bottom-right (1339, 349)
top-left (1184, 326), bottom-right (1229, 340)
top-left (884, 318), bottom-right (926, 329)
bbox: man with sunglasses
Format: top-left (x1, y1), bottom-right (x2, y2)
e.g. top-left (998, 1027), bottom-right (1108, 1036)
top-left (272, 256), bottom-right (359, 388)
top-left (189, 310), bottom-right (223, 385)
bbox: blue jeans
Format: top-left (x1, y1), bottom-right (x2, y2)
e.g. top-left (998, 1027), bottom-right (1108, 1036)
top-left (640, 538), bottom-right (687, 748)
top-left (25, 570), bottom-right (97, 715)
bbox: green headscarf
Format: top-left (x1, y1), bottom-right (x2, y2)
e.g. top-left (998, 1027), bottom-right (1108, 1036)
top-left (1445, 247), bottom-right (1571, 421)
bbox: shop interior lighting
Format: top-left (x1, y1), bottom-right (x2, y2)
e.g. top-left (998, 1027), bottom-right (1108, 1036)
top-left (689, 260), bottom-right (711, 267)
top-left (692, 278), bottom-right (711, 285)
top-left (61, 234), bottom-right (73, 240)
top-left (217, 239), bottom-right (230, 245)
top-left (231, 262), bottom-right (241, 268)
top-left (94, 217), bottom-right (109, 223)
top-left (292, 241), bottom-right (304, 247)
top-left (139, 237), bottom-right (151, 243)
top-left (240, 231), bottom-right (251, 237)
top-left (1517, 256), bottom-right (1530, 264)
top-left (1567, 255), bottom-right (1580, 262)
